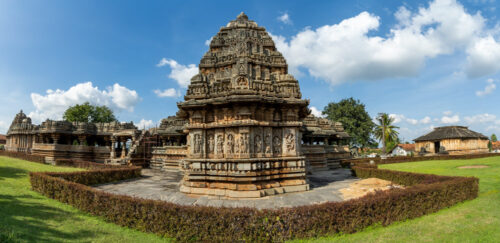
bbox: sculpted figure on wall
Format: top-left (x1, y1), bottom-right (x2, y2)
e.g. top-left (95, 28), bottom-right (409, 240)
top-left (285, 131), bottom-right (295, 152)
top-left (193, 134), bottom-right (202, 154)
top-left (273, 136), bottom-right (281, 154)
top-left (240, 133), bottom-right (249, 153)
top-left (264, 131), bottom-right (272, 154)
top-left (226, 133), bottom-right (235, 154)
top-left (254, 135), bottom-right (262, 153)
top-left (216, 134), bottom-right (224, 154)
top-left (207, 134), bottom-right (214, 153)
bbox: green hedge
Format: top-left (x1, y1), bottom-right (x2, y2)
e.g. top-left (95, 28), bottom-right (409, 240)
top-left (342, 153), bottom-right (500, 167)
top-left (0, 150), bottom-right (45, 163)
top-left (29, 164), bottom-right (479, 242)
top-left (54, 159), bottom-right (122, 170)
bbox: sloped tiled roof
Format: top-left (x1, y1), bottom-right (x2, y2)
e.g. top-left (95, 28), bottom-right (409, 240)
top-left (414, 126), bottom-right (488, 142)
top-left (399, 143), bottom-right (415, 151)
top-left (0, 134), bottom-right (6, 141)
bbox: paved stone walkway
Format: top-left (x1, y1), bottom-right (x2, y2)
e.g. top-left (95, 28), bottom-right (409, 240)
top-left (94, 169), bottom-right (359, 209)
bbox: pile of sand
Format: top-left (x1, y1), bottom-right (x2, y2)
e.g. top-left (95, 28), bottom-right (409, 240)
top-left (458, 165), bottom-right (489, 169)
top-left (340, 178), bottom-right (401, 200)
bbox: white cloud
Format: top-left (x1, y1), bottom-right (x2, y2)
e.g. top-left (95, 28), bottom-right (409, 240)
top-left (441, 114), bottom-right (460, 124)
top-left (309, 106), bottom-right (325, 117)
top-left (443, 110), bottom-right (453, 116)
top-left (136, 119), bottom-right (154, 129)
top-left (475, 78), bottom-right (496, 96)
top-left (0, 120), bottom-right (7, 134)
top-left (205, 37), bottom-right (213, 46)
top-left (29, 82), bottom-right (140, 122)
top-left (406, 118), bottom-right (418, 125)
top-left (271, 0), bottom-right (497, 85)
top-left (278, 12), bottom-right (291, 24)
top-left (389, 113), bottom-right (419, 125)
top-left (154, 88), bottom-right (181, 98)
top-left (389, 114), bottom-right (406, 124)
top-left (464, 113), bottom-right (497, 123)
top-left (420, 116), bottom-right (432, 124)
top-left (156, 58), bottom-right (198, 88)
top-left (466, 36), bottom-right (500, 78)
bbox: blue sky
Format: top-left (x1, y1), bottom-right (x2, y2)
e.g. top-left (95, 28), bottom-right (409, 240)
top-left (1, 0), bottom-right (500, 141)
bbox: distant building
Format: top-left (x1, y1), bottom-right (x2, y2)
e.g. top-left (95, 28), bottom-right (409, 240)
top-left (0, 134), bottom-right (6, 145)
top-left (390, 143), bottom-right (415, 156)
top-left (414, 126), bottom-right (488, 155)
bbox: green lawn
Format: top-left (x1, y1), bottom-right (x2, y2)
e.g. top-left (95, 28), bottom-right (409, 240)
top-left (2, 155), bottom-right (499, 242)
top-left (300, 156), bottom-right (500, 243)
top-left (0, 156), bottom-right (169, 243)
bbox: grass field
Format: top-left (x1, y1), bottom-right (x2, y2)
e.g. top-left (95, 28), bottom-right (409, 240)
top-left (0, 156), bottom-right (169, 243)
top-left (303, 156), bottom-right (500, 243)
top-left (1, 155), bottom-right (499, 242)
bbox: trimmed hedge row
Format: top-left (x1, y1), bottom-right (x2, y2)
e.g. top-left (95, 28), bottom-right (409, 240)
top-left (54, 159), bottom-right (122, 170)
top-left (342, 153), bottom-right (500, 167)
top-left (0, 150), bottom-right (45, 163)
top-left (29, 163), bottom-right (479, 242)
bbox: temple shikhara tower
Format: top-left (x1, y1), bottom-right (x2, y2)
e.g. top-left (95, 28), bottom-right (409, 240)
top-left (177, 13), bottom-right (310, 197)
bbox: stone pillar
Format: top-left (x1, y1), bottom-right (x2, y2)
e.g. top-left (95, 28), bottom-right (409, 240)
top-left (120, 138), bottom-right (126, 158)
top-left (51, 134), bottom-right (60, 145)
top-left (110, 136), bottom-right (116, 159)
top-left (78, 135), bottom-right (86, 146)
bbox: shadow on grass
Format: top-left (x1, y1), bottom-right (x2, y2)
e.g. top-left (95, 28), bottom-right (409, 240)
top-left (0, 166), bottom-right (27, 180)
top-left (0, 193), bottom-right (103, 242)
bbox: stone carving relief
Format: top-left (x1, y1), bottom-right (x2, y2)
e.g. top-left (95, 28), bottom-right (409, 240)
top-left (254, 135), bottom-right (262, 153)
top-left (193, 134), bottom-right (202, 154)
top-left (216, 134), bottom-right (224, 154)
top-left (207, 133), bottom-right (214, 153)
top-left (285, 131), bottom-right (295, 152)
top-left (226, 133), bottom-right (235, 154)
top-left (240, 133), bottom-right (249, 153)
top-left (264, 130), bottom-right (272, 154)
top-left (273, 136), bottom-right (282, 154)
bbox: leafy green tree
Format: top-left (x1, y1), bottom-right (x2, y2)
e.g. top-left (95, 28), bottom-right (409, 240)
top-left (374, 113), bottom-right (400, 155)
top-left (323, 98), bottom-right (376, 148)
top-left (63, 102), bottom-right (117, 123)
top-left (491, 134), bottom-right (497, 142)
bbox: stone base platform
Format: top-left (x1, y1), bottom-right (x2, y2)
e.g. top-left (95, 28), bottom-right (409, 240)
top-left (179, 183), bottom-right (309, 198)
top-left (93, 168), bottom-right (359, 209)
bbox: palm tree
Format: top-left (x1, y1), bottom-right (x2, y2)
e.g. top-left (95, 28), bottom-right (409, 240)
top-left (374, 113), bottom-right (400, 155)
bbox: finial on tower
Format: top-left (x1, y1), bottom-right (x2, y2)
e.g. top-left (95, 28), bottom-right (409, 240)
top-left (237, 12), bottom-right (248, 20)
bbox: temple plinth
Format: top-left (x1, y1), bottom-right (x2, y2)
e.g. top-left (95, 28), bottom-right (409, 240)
top-left (178, 13), bottom-right (310, 198)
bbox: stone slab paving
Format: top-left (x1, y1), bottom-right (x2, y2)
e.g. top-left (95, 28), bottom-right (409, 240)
top-left (93, 168), bottom-right (359, 209)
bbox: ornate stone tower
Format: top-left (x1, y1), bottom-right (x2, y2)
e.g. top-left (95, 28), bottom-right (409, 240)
top-left (178, 13), bottom-right (310, 198)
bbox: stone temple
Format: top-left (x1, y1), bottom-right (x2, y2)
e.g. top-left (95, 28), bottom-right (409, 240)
top-left (4, 13), bottom-right (351, 198)
top-left (177, 12), bottom-right (311, 197)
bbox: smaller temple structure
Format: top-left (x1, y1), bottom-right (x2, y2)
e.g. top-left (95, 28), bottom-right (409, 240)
top-left (301, 115), bottom-right (350, 170)
top-left (150, 116), bottom-right (188, 170)
top-left (414, 126), bottom-right (488, 155)
top-left (5, 110), bottom-right (144, 164)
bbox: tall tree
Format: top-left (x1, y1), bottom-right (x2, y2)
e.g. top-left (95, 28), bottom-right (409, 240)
top-left (373, 113), bottom-right (399, 155)
top-left (323, 98), bottom-right (376, 148)
top-left (63, 102), bottom-right (117, 123)
top-left (491, 134), bottom-right (497, 142)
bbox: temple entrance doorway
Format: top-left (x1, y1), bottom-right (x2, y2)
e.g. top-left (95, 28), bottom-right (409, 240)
top-left (434, 141), bottom-right (440, 153)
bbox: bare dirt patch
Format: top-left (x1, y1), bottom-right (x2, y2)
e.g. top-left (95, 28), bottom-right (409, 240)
top-left (458, 165), bottom-right (490, 169)
top-left (340, 178), bottom-right (402, 200)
